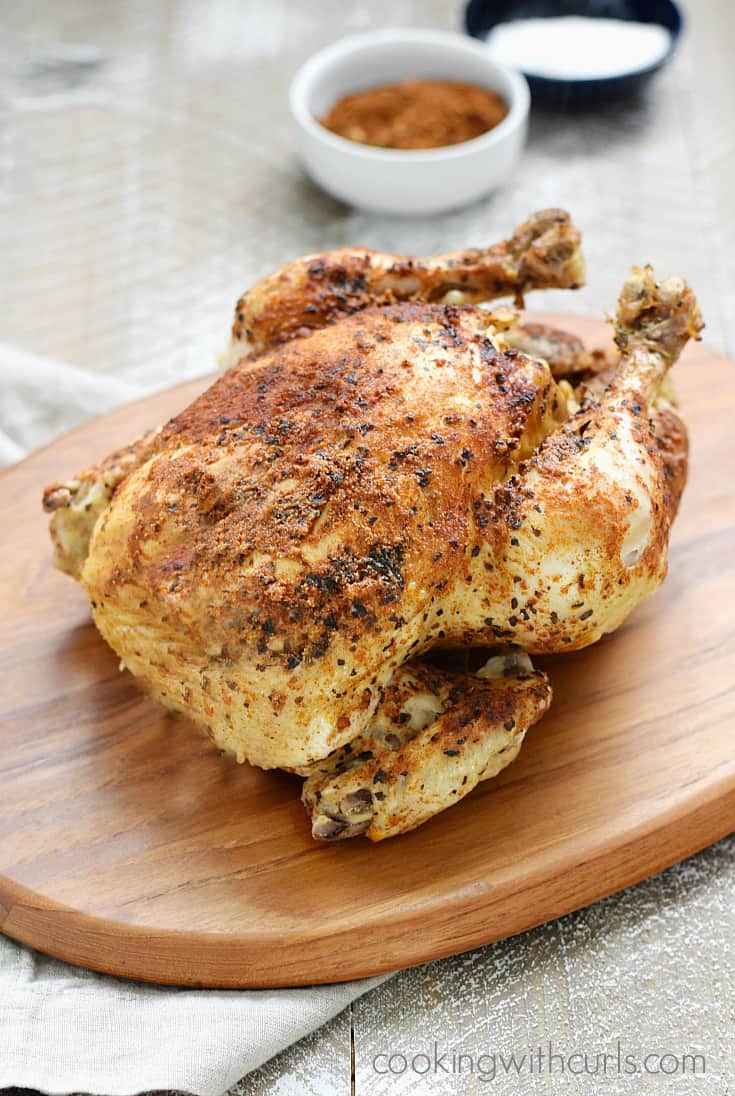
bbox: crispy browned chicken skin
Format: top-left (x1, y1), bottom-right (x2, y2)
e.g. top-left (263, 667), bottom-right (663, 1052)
top-left (43, 211), bottom-right (701, 841)
top-left (227, 207), bottom-right (584, 359)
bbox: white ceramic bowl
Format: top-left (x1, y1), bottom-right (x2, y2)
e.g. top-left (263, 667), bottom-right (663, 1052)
top-left (289, 28), bottom-right (530, 216)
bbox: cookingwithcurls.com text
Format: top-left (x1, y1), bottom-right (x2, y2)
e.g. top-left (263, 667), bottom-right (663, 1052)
top-left (370, 1041), bottom-right (706, 1082)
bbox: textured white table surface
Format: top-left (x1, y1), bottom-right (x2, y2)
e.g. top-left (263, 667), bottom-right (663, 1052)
top-left (2, 1), bottom-right (734, 1093)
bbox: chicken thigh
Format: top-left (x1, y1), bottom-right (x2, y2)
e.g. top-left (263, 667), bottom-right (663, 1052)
top-left (43, 212), bottom-right (701, 841)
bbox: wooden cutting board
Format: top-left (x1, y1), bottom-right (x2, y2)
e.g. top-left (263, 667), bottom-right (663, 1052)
top-left (0, 314), bottom-right (733, 989)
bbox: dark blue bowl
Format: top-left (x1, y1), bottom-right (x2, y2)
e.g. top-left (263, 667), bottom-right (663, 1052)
top-left (464, 0), bottom-right (683, 107)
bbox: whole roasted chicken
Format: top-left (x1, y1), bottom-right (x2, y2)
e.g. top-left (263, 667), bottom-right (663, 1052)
top-left (43, 210), bottom-right (702, 841)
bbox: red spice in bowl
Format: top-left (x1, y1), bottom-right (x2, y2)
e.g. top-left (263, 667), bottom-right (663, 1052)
top-left (319, 79), bottom-right (508, 150)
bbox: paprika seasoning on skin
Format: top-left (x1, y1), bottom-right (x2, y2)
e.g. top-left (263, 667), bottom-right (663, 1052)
top-left (319, 79), bottom-right (508, 150)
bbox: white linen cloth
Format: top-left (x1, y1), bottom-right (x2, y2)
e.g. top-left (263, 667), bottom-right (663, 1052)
top-left (0, 342), bottom-right (390, 1095)
top-left (0, 934), bottom-right (386, 1095)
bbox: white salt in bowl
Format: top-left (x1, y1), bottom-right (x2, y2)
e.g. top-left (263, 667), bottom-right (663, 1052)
top-left (289, 29), bottom-right (529, 216)
top-left (465, 0), bottom-right (683, 107)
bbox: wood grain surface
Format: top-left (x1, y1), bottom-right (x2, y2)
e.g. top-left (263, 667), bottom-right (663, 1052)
top-left (0, 313), bottom-right (732, 990)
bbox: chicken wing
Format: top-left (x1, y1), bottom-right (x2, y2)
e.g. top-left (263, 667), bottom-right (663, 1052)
top-left (302, 652), bottom-right (550, 841)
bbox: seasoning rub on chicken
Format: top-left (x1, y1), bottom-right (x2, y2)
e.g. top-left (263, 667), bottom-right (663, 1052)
top-left (43, 210), bottom-right (701, 841)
